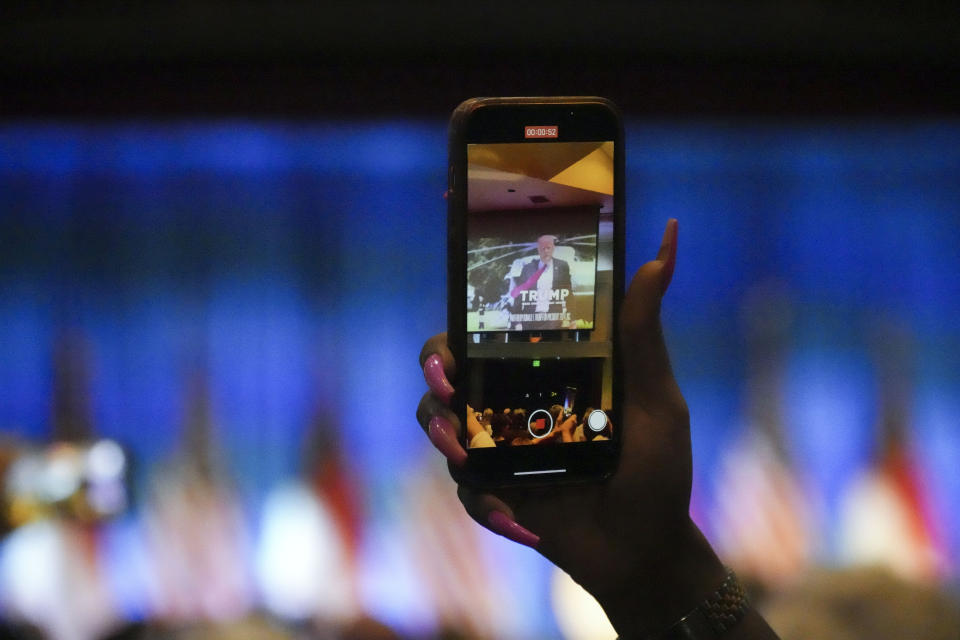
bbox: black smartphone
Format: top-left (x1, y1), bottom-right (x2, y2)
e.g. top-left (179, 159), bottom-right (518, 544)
top-left (447, 97), bottom-right (624, 486)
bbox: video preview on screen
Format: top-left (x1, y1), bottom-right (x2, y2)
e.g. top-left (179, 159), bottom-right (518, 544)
top-left (467, 142), bottom-right (613, 333)
top-left (464, 141), bottom-right (615, 447)
top-left (464, 357), bottom-right (613, 448)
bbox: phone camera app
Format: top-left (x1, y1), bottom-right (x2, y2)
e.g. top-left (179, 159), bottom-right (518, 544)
top-left (464, 140), bottom-right (615, 449)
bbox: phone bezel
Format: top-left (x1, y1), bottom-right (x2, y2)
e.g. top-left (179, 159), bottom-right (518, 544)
top-left (447, 97), bottom-right (625, 487)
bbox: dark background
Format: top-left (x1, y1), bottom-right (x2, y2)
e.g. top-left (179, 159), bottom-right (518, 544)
top-left (4, 2), bottom-right (960, 118)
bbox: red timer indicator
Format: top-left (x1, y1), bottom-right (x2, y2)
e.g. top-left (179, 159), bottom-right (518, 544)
top-left (524, 126), bottom-right (558, 139)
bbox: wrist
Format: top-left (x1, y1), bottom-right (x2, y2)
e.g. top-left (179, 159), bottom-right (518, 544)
top-left (594, 518), bottom-right (728, 638)
top-left (646, 568), bottom-right (749, 639)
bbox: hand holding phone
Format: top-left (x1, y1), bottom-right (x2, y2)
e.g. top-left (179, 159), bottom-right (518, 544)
top-left (420, 102), bottom-right (779, 634)
top-left (418, 219), bottom-right (757, 636)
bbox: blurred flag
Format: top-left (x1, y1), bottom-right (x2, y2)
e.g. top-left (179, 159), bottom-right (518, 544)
top-left (256, 410), bottom-right (363, 623)
top-left (712, 430), bottom-right (818, 587)
top-left (838, 321), bottom-right (947, 580)
top-left (0, 519), bottom-right (118, 640)
top-left (838, 446), bottom-right (945, 580)
top-left (710, 285), bottom-right (818, 587)
top-left (142, 372), bottom-right (254, 621)
top-left (305, 413), bottom-right (364, 592)
top-left (399, 458), bottom-right (515, 638)
top-left (256, 480), bottom-right (357, 622)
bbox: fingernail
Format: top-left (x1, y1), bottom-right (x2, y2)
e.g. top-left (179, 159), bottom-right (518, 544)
top-left (423, 354), bottom-right (454, 404)
top-left (661, 219), bottom-right (678, 294)
top-left (488, 510), bottom-right (540, 548)
top-left (428, 415), bottom-right (467, 467)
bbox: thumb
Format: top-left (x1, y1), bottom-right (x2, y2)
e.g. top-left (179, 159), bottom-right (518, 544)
top-left (620, 219), bottom-right (680, 408)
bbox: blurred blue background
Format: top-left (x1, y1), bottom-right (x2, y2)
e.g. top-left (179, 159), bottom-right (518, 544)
top-left (0, 119), bottom-right (958, 638)
top-left (3, 3), bottom-right (960, 637)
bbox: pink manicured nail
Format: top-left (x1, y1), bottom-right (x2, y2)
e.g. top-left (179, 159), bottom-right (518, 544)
top-left (423, 354), bottom-right (454, 404)
top-left (488, 510), bottom-right (540, 548)
top-left (661, 219), bottom-right (678, 294)
top-left (428, 415), bottom-right (467, 467)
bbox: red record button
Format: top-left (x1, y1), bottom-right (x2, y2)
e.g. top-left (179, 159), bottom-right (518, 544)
top-left (525, 126), bottom-right (558, 139)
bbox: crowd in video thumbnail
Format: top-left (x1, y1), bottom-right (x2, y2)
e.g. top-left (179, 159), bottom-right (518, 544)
top-left (464, 403), bottom-right (612, 449)
top-left (462, 357), bottom-right (612, 449)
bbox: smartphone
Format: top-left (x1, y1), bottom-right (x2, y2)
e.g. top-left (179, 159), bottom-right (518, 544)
top-left (562, 385), bottom-right (578, 418)
top-left (447, 97), bottom-right (624, 486)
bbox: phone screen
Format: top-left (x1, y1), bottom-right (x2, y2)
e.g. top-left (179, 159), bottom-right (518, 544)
top-left (463, 139), bottom-right (616, 448)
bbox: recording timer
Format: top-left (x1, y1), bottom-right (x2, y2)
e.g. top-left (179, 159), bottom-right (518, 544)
top-left (524, 126), bottom-right (558, 139)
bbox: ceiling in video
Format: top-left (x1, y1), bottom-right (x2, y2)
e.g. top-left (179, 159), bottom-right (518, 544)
top-left (467, 142), bottom-right (612, 333)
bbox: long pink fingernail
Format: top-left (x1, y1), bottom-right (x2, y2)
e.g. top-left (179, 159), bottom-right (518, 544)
top-left (428, 415), bottom-right (467, 466)
top-left (661, 218), bottom-right (678, 294)
top-left (423, 354), bottom-right (454, 404)
top-left (488, 510), bottom-right (540, 548)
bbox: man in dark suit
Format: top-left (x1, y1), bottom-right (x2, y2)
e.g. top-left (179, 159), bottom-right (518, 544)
top-left (509, 235), bottom-right (573, 328)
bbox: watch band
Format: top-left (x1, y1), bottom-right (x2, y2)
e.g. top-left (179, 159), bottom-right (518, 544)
top-left (649, 568), bottom-right (749, 640)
